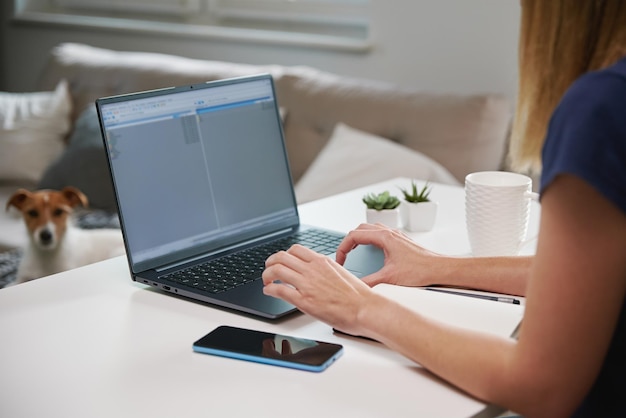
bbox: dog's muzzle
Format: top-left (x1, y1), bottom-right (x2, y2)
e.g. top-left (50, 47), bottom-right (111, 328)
top-left (34, 225), bottom-right (58, 250)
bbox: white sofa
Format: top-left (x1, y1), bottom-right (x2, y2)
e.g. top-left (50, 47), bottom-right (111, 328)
top-left (0, 43), bottom-right (513, 252)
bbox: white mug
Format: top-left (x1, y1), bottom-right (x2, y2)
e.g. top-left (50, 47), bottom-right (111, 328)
top-left (465, 171), bottom-right (539, 257)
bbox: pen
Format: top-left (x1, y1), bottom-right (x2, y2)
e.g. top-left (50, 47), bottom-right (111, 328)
top-left (424, 287), bottom-right (521, 305)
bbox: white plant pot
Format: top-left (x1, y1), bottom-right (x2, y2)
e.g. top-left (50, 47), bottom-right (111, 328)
top-left (401, 201), bottom-right (438, 232)
top-left (366, 208), bottom-right (401, 228)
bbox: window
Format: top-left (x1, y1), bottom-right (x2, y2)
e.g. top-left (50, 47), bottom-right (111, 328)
top-left (13, 0), bottom-right (371, 51)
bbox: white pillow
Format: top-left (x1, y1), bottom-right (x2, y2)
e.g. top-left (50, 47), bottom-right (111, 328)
top-left (294, 123), bottom-right (460, 203)
top-left (0, 80), bottom-right (72, 182)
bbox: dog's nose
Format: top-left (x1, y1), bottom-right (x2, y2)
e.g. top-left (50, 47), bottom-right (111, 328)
top-left (39, 230), bottom-right (53, 245)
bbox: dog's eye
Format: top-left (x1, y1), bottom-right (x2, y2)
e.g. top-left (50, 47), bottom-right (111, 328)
top-left (53, 208), bottom-right (64, 217)
top-left (27, 209), bottom-right (39, 218)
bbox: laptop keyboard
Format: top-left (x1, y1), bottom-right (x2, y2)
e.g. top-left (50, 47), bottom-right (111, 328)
top-left (162, 229), bottom-right (344, 294)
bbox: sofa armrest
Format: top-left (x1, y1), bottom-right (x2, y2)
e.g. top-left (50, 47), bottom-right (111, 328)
top-left (37, 43), bottom-right (287, 122)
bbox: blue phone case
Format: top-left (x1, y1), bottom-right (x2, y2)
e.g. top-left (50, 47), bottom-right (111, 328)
top-left (193, 326), bottom-right (343, 372)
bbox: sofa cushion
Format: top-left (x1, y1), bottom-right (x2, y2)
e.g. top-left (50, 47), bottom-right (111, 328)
top-left (38, 105), bottom-right (116, 212)
top-left (279, 69), bottom-right (512, 183)
top-left (0, 80), bottom-right (72, 182)
top-left (294, 123), bottom-right (459, 203)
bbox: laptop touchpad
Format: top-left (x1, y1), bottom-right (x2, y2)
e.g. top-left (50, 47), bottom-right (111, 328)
top-left (338, 245), bottom-right (385, 278)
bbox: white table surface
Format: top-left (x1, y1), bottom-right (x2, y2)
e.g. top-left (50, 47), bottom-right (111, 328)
top-left (0, 178), bottom-right (538, 418)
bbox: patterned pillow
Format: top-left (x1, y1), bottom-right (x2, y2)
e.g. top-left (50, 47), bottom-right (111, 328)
top-left (0, 80), bottom-right (72, 182)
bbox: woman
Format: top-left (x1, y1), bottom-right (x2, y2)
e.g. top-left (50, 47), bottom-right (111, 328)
top-left (262, 1), bottom-right (626, 417)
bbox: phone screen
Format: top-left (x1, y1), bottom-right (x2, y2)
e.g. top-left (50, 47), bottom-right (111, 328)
top-left (193, 325), bottom-right (343, 372)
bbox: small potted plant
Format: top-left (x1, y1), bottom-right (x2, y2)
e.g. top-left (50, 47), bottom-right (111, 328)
top-left (399, 180), bottom-right (437, 232)
top-left (362, 191), bottom-right (401, 228)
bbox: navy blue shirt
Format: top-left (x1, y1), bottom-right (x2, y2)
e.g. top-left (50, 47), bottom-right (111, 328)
top-left (541, 56), bottom-right (626, 417)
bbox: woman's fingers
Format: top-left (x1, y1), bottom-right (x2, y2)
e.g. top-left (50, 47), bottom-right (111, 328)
top-left (263, 244), bottom-right (330, 295)
top-left (335, 224), bottom-right (389, 264)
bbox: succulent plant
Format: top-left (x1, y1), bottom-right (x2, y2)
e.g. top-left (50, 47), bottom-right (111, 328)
top-left (400, 180), bottom-right (432, 203)
top-left (362, 191), bottom-right (401, 211)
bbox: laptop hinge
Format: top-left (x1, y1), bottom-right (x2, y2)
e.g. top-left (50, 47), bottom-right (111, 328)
top-left (155, 227), bottom-right (294, 272)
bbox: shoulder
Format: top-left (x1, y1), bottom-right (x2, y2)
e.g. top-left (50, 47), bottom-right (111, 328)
top-left (545, 56), bottom-right (626, 157)
top-left (558, 57), bottom-right (626, 121)
top-left (541, 56), bottom-right (626, 214)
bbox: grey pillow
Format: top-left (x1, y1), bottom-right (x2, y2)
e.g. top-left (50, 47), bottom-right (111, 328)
top-left (38, 105), bottom-right (117, 212)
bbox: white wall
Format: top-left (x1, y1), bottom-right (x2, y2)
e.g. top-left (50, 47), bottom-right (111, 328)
top-left (0, 1), bottom-right (520, 99)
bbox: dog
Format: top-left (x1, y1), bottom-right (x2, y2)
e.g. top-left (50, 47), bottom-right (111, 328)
top-left (5, 186), bottom-right (125, 286)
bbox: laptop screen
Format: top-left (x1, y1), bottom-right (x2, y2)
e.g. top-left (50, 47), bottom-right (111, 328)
top-left (97, 75), bottom-right (299, 272)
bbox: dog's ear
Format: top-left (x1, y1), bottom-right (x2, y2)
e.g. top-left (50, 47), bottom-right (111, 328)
top-left (6, 189), bottom-right (32, 212)
top-left (61, 186), bottom-right (89, 209)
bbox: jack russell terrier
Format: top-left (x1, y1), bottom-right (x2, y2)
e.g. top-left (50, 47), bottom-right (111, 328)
top-left (5, 186), bottom-right (125, 286)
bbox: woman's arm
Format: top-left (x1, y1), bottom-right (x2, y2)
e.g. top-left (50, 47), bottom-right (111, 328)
top-left (354, 176), bottom-right (626, 417)
top-left (502, 175), bottom-right (626, 415)
top-left (335, 223), bottom-right (532, 296)
top-left (263, 175), bottom-right (626, 417)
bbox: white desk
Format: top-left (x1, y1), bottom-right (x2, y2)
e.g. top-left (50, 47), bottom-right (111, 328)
top-left (0, 178), bottom-right (538, 418)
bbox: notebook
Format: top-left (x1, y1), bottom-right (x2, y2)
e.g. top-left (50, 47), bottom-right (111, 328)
top-left (96, 74), bottom-right (383, 319)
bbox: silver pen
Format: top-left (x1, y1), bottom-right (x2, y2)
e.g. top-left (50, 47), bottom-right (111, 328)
top-left (425, 287), bottom-right (521, 305)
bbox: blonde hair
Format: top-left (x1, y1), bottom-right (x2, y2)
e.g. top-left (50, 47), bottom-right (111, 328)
top-left (508, 0), bottom-right (626, 174)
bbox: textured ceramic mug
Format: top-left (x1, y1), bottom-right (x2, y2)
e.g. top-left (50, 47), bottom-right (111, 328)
top-left (465, 171), bottom-right (539, 256)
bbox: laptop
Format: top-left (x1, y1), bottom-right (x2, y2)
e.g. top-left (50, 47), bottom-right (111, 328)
top-left (96, 74), bottom-right (383, 319)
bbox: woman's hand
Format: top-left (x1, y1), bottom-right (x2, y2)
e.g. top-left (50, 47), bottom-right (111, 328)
top-left (262, 244), bottom-right (377, 335)
top-left (335, 223), bottom-right (445, 288)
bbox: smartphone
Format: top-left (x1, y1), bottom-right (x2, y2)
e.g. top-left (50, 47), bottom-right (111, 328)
top-left (193, 325), bottom-right (343, 372)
